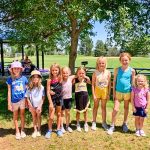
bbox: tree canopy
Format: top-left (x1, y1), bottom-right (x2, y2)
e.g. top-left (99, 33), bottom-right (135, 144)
top-left (0, 0), bottom-right (149, 72)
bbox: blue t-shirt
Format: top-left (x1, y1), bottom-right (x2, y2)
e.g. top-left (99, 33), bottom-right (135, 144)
top-left (116, 67), bottom-right (132, 93)
top-left (6, 76), bottom-right (28, 103)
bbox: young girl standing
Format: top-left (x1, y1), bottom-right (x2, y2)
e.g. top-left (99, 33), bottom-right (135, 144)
top-left (6, 61), bottom-right (28, 139)
top-left (45, 63), bottom-right (63, 138)
top-left (131, 74), bottom-right (150, 136)
top-left (107, 52), bottom-right (135, 135)
top-left (25, 70), bottom-right (45, 138)
top-left (74, 66), bottom-right (91, 132)
top-left (91, 57), bottom-right (111, 131)
top-left (61, 67), bottom-right (75, 133)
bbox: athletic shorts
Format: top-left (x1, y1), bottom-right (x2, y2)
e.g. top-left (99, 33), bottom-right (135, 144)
top-left (95, 86), bottom-right (108, 100)
top-left (12, 99), bottom-right (25, 112)
top-left (115, 91), bottom-right (131, 101)
top-left (51, 96), bottom-right (63, 107)
top-left (62, 98), bottom-right (72, 110)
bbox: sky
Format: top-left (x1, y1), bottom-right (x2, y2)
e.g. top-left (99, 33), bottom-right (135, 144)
top-left (92, 21), bottom-right (108, 45)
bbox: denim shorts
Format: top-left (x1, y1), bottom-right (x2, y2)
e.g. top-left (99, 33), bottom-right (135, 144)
top-left (133, 107), bottom-right (147, 117)
top-left (52, 96), bottom-right (63, 107)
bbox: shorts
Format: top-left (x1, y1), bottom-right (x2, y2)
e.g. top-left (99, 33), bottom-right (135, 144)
top-left (115, 91), bottom-right (131, 101)
top-left (51, 96), bottom-right (63, 107)
top-left (95, 86), bottom-right (108, 100)
top-left (12, 99), bottom-right (25, 112)
top-left (62, 98), bottom-right (72, 110)
top-left (133, 107), bottom-right (147, 117)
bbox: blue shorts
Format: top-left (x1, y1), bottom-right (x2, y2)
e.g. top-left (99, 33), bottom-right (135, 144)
top-left (52, 96), bottom-right (63, 107)
top-left (62, 98), bottom-right (72, 110)
top-left (133, 107), bottom-right (147, 117)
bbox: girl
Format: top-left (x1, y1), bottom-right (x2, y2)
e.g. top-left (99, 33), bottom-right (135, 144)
top-left (25, 70), bottom-right (45, 138)
top-left (131, 74), bottom-right (150, 136)
top-left (6, 61), bottom-right (28, 140)
top-left (45, 63), bottom-right (63, 138)
top-left (74, 66), bottom-right (91, 132)
top-left (91, 57), bottom-right (111, 131)
top-left (61, 67), bottom-right (75, 133)
top-left (107, 52), bottom-right (135, 135)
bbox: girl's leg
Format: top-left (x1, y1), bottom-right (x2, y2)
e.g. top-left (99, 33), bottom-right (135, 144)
top-left (135, 116), bottom-right (140, 130)
top-left (101, 99), bottom-right (107, 123)
top-left (65, 109), bottom-right (70, 127)
top-left (76, 112), bottom-right (80, 124)
top-left (92, 99), bottom-right (99, 122)
top-left (37, 112), bottom-right (41, 132)
top-left (31, 109), bottom-right (37, 132)
top-left (84, 110), bottom-right (88, 123)
top-left (13, 110), bottom-right (19, 133)
top-left (123, 100), bottom-right (130, 124)
top-left (20, 109), bottom-right (25, 131)
top-left (48, 107), bottom-right (55, 130)
top-left (61, 110), bottom-right (65, 128)
top-left (139, 117), bottom-right (146, 136)
top-left (56, 106), bottom-right (62, 130)
top-left (84, 110), bottom-right (88, 132)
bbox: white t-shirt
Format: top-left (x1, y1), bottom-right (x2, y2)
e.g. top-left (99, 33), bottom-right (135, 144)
top-left (26, 86), bottom-right (45, 107)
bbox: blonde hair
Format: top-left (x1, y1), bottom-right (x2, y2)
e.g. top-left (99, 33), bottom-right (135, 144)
top-left (62, 66), bottom-right (71, 75)
top-left (49, 63), bottom-right (61, 79)
top-left (119, 52), bottom-right (131, 61)
top-left (29, 76), bottom-right (42, 90)
top-left (96, 56), bottom-right (107, 70)
top-left (134, 74), bottom-right (149, 88)
top-left (76, 66), bottom-right (86, 75)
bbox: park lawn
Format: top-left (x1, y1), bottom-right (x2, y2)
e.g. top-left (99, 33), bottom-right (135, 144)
top-left (4, 55), bottom-right (150, 69)
top-left (1, 76), bottom-right (150, 150)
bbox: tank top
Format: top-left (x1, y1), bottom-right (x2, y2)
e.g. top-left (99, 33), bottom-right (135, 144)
top-left (62, 77), bottom-right (72, 99)
top-left (116, 67), bottom-right (132, 93)
top-left (95, 70), bottom-right (110, 88)
top-left (75, 78), bottom-right (87, 93)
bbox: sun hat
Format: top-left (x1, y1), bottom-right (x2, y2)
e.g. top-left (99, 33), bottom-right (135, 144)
top-left (9, 61), bottom-right (24, 72)
top-left (30, 70), bottom-right (42, 78)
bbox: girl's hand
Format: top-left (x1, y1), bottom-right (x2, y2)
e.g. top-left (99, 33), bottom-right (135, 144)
top-left (50, 90), bottom-right (55, 95)
top-left (36, 106), bottom-right (42, 113)
top-left (107, 95), bottom-right (110, 101)
top-left (29, 105), bottom-right (35, 113)
top-left (8, 104), bottom-right (12, 112)
top-left (113, 93), bottom-right (116, 101)
top-left (93, 95), bottom-right (97, 102)
top-left (49, 102), bottom-right (54, 108)
top-left (132, 107), bottom-right (136, 113)
top-left (145, 108), bottom-right (148, 114)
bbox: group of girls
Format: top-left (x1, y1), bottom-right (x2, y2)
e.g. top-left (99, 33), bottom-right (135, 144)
top-left (6, 52), bottom-right (150, 140)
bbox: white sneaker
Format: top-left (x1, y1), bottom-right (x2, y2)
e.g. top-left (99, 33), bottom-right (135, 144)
top-left (107, 126), bottom-right (115, 135)
top-left (135, 130), bottom-right (140, 137)
top-left (102, 123), bottom-right (109, 131)
top-left (15, 132), bottom-right (21, 140)
top-left (61, 127), bottom-right (66, 133)
top-left (20, 131), bottom-right (26, 138)
top-left (36, 131), bottom-right (41, 137)
top-left (77, 124), bottom-right (81, 132)
top-left (66, 126), bottom-right (73, 133)
top-left (32, 131), bottom-right (37, 138)
top-left (91, 122), bottom-right (96, 131)
top-left (140, 130), bottom-right (146, 137)
top-left (84, 123), bottom-right (88, 132)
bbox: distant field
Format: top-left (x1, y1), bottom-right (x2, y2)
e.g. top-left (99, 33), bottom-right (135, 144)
top-left (4, 55), bottom-right (150, 69)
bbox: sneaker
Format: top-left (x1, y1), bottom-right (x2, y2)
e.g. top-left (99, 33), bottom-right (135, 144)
top-left (140, 130), bottom-right (146, 137)
top-left (77, 124), bottom-right (81, 132)
top-left (36, 131), bottom-right (41, 137)
top-left (122, 123), bottom-right (128, 132)
top-left (135, 130), bottom-right (140, 137)
top-left (61, 127), bottom-right (66, 133)
top-left (66, 126), bottom-right (73, 133)
top-left (32, 131), bottom-right (37, 138)
top-left (57, 130), bottom-right (63, 137)
top-left (102, 123), bottom-right (109, 131)
top-left (45, 130), bottom-right (52, 139)
top-left (107, 126), bottom-right (115, 135)
top-left (20, 131), bottom-right (26, 138)
top-left (15, 132), bottom-right (21, 140)
top-left (84, 123), bottom-right (88, 132)
top-left (91, 122), bottom-right (96, 131)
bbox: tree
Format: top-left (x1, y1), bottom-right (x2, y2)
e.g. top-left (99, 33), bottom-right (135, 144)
top-left (79, 36), bottom-right (93, 56)
top-left (1, 0), bottom-right (149, 72)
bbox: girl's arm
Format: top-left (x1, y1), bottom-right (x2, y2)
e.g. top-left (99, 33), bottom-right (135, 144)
top-left (7, 85), bottom-right (12, 111)
top-left (47, 79), bottom-right (53, 108)
top-left (113, 68), bottom-right (118, 101)
top-left (145, 91), bottom-right (150, 113)
top-left (131, 68), bottom-right (136, 86)
top-left (107, 71), bottom-right (111, 100)
top-left (131, 90), bottom-right (136, 112)
top-left (92, 72), bottom-right (96, 101)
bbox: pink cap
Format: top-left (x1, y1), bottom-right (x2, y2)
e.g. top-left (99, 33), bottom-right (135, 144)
top-left (9, 61), bottom-right (24, 71)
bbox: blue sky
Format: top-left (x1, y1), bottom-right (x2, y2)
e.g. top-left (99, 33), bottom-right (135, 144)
top-left (92, 21), bottom-right (108, 45)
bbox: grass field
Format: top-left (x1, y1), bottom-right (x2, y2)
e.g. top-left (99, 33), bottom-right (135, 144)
top-left (1, 55), bottom-right (150, 150)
